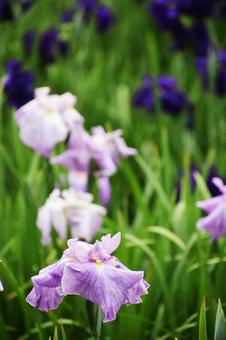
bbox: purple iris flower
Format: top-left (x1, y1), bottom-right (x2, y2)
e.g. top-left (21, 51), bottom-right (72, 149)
top-left (95, 5), bottom-right (115, 32)
top-left (26, 233), bottom-right (149, 321)
top-left (78, 0), bottom-right (97, 22)
top-left (149, 0), bottom-right (181, 31)
top-left (196, 177), bottom-right (226, 241)
top-left (61, 9), bottom-right (76, 23)
top-left (0, 0), bottom-right (13, 21)
top-left (39, 28), bottom-right (68, 64)
top-left (132, 76), bottom-right (154, 112)
top-left (206, 166), bottom-right (224, 197)
top-left (3, 60), bottom-right (35, 109)
top-left (179, 0), bottom-right (215, 17)
top-left (133, 75), bottom-right (189, 116)
top-left (216, 49), bottom-right (226, 95)
top-left (23, 29), bottom-right (36, 56)
top-left (20, 0), bottom-right (33, 12)
top-left (158, 76), bottom-right (188, 115)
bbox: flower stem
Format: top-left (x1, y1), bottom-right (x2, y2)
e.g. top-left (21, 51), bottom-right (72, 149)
top-left (86, 300), bottom-right (103, 340)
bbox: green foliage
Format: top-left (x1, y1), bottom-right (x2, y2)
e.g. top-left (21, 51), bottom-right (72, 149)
top-left (0, 0), bottom-right (226, 339)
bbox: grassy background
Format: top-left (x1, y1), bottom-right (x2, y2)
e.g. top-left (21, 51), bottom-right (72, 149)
top-left (1, 0), bottom-right (226, 338)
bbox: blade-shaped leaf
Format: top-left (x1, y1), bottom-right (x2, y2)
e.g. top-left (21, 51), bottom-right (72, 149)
top-left (199, 297), bottom-right (208, 340)
top-left (214, 299), bottom-right (225, 340)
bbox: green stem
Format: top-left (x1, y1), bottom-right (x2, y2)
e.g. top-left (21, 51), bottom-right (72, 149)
top-left (85, 300), bottom-right (103, 340)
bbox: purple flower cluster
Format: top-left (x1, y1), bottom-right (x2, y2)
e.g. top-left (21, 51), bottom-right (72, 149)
top-left (23, 28), bottom-right (68, 65)
top-left (62, 0), bottom-right (115, 32)
top-left (3, 60), bottom-right (35, 108)
top-left (26, 233), bottom-right (149, 322)
top-left (15, 87), bottom-right (136, 209)
top-left (133, 75), bottom-right (190, 116)
top-left (196, 177), bottom-right (226, 241)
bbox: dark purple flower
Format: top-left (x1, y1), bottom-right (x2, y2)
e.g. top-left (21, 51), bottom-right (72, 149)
top-left (95, 5), bottom-right (115, 32)
top-left (3, 60), bottom-right (35, 109)
top-left (206, 166), bottom-right (225, 197)
top-left (148, 0), bottom-right (181, 31)
top-left (23, 29), bottom-right (36, 56)
top-left (158, 76), bottom-right (189, 115)
top-left (39, 28), bottom-right (68, 64)
top-left (216, 50), bottom-right (226, 95)
top-left (26, 233), bottom-right (149, 321)
top-left (190, 22), bottom-right (209, 58)
top-left (61, 9), bottom-right (75, 23)
top-left (179, 0), bottom-right (215, 17)
top-left (0, 0), bottom-right (13, 21)
top-left (196, 56), bottom-right (209, 89)
top-left (132, 76), bottom-right (154, 112)
top-left (20, 0), bottom-right (33, 12)
top-left (78, 0), bottom-right (97, 22)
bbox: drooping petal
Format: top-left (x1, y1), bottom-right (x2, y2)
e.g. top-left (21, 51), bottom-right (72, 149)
top-left (98, 176), bottom-right (112, 205)
top-left (26, 261), bottom-right (65, 312)
top-left (196, 195), bottom-right (225, 214)
top-left (62, 261), bottom-right (147, 322)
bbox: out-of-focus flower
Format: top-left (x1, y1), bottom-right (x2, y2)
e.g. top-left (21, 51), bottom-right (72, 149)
top-left (52, 126), bottom-right (136, 204)
top-left (26, 233), bottom-right (149, 321)
top-left (0, 0), bottom-right (13, 21)
top-left (133, 75), bottom-right (189, 116)
top-left (61, 9), bottom-right (76, 23)
top-left (95, 5), bottom-right (115, 32)
top-left (206, 166), bottom-right (225, 196)
top-left (132, 75), bottom-right (154, 112)
top-left (90, 126), bottom-right (137, 177)
top-left (196, 177), bottom-right (226, 241)
top-left (179, 0), bottom-right (215, 18)
top-left (39, 28), bottom-right (68, 64)
top-left (216, 49), bottom-right (226, 95)
top-left (15, 87), bottom-right (78, 157)
top-left (23, 29), bottom-right (36, 56)
top-left (20, 0), bottom-right (33, 12)
top-left (149, 0), bottom-right (181, 31)
top-left (78, 0), bottom-right (96, 22)
top-left (158, 76), bottom-right (189, 115)
top-left (3, 60), bottom-right (35, 109)
top-left (37, 188), bottom-right (106, 244)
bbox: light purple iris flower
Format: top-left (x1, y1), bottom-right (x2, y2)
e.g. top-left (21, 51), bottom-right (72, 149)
top-left (15, 87), bottom-right (82, 157)
top-left (37, 188), bottom-right (106, 245)
top-left (26, 233), bottom-right (149, 322)
top-left (196, 177), bottom-right (226, 241)
top-left (51, 126), bottom-right (136, 204)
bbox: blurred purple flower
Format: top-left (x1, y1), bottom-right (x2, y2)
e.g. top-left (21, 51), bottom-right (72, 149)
top-left (61, 9), bottom-right (76, 23)
top-left (148, 0), bottom-right (181, 31)
top-left (52, 126), bottom-right (136, 205)
top-left (26, 233), bottom-right (149, 321)
top-left (133, 75), bottom-right (189, 116)
top-left (179, 0), bottom-right (215, 17)
top-left (0, 0), bottom-right (13, 21)
top-left (3, 60), bottom-right (35, 109)
top-left (95, 5), bottom-right (115, 32)
top-left (206, 166), bottom-right (224, 196)
top-left (37, 188), bottom-right (106, 244)
top-left (196, 177), bottom-right (226, 241)
top-left (20, 0), bottom-right (33, 12)
top-left (23, 29), bottom-right (36, 56)
top-left (39, 28), bottom-right (68, 64)
top-left (78, 0), bottom-right (97, 21)
top-left (132, 75), bottom-right (154, 112)
top-left (176, 165), bottom-right (199, 202)
top-left (97, 176), bottom-right (112, 206)
top-left (216, 49), bottom-right (226, 95)
top-left (15, 87), bottom-right (77, 157)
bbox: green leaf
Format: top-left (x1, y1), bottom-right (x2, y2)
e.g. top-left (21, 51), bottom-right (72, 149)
top-left (199, 297), bottom-right (208, 340)
top-left (147, 226), bottom-right (186, 250)
top-left (214, 299), bottom-right (225, 340)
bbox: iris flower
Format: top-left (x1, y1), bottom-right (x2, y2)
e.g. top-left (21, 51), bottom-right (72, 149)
top-left (37, 188), bottom-right (106, 245)
top-left (196, 177), bottom-right (226, 241)
top-left (26, 233), bottom-right (149, 322)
